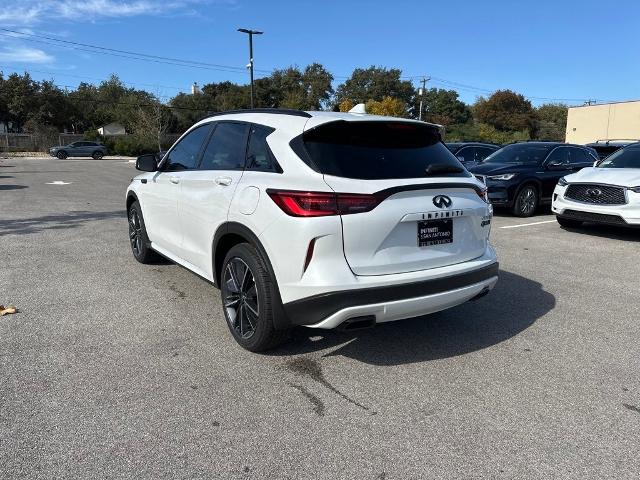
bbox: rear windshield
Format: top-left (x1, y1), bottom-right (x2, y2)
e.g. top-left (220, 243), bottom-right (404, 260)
top-left (300, 121), bottom-right (469, 180)
top-left (598, 146), bottom-right (640, 168)
top-left (483, 144), bottom-right (554, 165)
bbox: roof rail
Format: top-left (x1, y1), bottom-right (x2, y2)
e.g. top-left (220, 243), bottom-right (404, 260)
top-left (202, 108), bottom-right (312, 119)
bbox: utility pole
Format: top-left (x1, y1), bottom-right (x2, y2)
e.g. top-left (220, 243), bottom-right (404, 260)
top-left (237, 28), bottom-right (263, 109)
top-left (418, 76), bottom-right (430, 121)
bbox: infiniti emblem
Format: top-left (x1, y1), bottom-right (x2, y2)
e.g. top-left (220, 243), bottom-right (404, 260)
top-left (586, 188), bottom-right (603, 197)
top-left (433, 195), bottom-right (453, 209)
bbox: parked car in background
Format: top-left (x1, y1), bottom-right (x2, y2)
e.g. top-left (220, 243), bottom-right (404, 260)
top-left (445, 142), bottom-right (500, 167)
top-left (585, 140), bottom-right (638, 160)
top-left (552, 142), bottom-right (640, 228)
top-left (468, 142), bottom-right (599, 217)
top-left (49, 141), bottom-right (108, 159)
top-left (126, 108), bottom-right (498, 351)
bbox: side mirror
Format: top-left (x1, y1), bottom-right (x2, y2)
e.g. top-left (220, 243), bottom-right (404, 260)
top-left (136, 154), bottom-right (158, 172)
top-left (593, 160), bottom-right (599, 167)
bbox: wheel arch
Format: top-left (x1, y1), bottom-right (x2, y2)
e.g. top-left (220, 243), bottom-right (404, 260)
top-left (212, 222), bottom-right (290, 330)
top-left (126, 191), bottom-right (139, 212)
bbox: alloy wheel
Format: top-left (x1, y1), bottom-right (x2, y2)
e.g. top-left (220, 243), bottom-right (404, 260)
top-left (222, 257), bottom-right (259, 339)
top-left (128, 209), bottom-right (143, 257)
top-left (519, 187), bottom-right (537, 215)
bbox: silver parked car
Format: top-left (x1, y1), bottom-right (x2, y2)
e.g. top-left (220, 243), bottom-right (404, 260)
top-left (49, 141), bottom-right (108, 159)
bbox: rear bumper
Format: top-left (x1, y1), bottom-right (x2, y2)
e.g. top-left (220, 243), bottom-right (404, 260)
top-left (283, 262), bottom-right (499, 328)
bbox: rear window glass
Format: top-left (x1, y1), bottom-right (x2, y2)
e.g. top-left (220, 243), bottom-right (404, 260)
top-left (300, 121), bottom-right (469, 180)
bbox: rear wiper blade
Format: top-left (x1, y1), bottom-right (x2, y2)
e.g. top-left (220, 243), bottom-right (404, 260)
top-left (425, 164), bottom-right (465, 176)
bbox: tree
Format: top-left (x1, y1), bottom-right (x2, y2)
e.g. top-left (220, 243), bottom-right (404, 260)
top-left (338, 99), bottom-right (354, 112)
top-left (253, 63), bottom-right (333, 110)
top-left (418, 88), bottom-right (471, 126)
top-left (365, 96), bottom-right (406, 117)
top-left (535, 103), bottom-right (568, 141)
top-left (474, 90), bottom-right (536, 135)
top-left (134, 101), bottom-right (174, 151)
top-left (335, 66), bottom-right (414, 114)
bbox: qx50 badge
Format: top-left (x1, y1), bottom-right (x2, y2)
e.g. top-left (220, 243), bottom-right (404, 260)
top-left (433, 195), bottom-right (452, 209)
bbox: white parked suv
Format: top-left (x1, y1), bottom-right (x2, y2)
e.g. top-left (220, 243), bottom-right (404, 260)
top-left (552, 142), bottom-right (640, 228)
top-left (126, 108), bottom-right (499, 351)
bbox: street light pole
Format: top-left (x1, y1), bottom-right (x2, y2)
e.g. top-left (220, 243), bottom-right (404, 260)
top-left (237, 28), bottom-right (263, 109)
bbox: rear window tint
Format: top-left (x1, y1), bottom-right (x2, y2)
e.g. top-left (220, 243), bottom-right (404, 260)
top-left (300, 121), bottom-right (469, 180)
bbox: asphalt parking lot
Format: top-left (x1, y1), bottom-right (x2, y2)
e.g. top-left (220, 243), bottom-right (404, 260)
top-left (1, 157), bottom-right (640, 479)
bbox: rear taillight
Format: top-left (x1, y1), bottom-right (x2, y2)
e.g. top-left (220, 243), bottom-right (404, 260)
top-left (267, 190), bottom-right (380, 217)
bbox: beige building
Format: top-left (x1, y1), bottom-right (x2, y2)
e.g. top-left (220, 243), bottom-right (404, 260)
top-left (566, 100), bottom-right (640, 144)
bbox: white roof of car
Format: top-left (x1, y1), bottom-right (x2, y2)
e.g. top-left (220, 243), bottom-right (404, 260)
top-left (193, 109), bottom-right (441, 136)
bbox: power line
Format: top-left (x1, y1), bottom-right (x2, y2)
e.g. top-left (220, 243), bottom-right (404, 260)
top-left (0, 26), bottom-right (607, 105)
top-left (0, 27), bottom-right (269, 72)
top-left (0, 64), bottom-right (188, 92)
top-left (0, 30), bottom-right (265, 75)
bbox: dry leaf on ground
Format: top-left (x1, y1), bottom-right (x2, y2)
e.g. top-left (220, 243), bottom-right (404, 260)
top-left (0, 305), bottom-right (18, 316)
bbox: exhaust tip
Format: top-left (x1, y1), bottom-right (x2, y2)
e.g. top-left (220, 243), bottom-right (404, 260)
top-left (336, 315), bottom-right (376, 332)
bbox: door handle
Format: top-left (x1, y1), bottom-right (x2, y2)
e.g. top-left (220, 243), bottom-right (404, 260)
top-left (169, 176), bottom-right (180, 184)
top-left (215, 176), bottom-right (232, 186)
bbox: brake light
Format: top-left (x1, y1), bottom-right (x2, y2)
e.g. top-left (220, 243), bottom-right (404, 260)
top-left (267, 190), bottom-right (380, 217)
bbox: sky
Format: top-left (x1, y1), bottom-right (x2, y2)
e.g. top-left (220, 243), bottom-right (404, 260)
top-left (0, 0), bottom-right (639, 107)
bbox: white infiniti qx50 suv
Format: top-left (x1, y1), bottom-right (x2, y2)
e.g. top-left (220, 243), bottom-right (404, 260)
top-left (552, 142), bottom-right (640, 228)
top-left (126, 108), bottom-right (499, 351)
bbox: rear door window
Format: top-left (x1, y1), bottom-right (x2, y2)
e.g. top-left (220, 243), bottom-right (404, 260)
top-left (300, 121), bottom-right (467, 179)
top-left (546, 147), bottom-right (570, 165)
top-left (475, 147), bottom-right (496, 162)
top-left (199, 122), bottom-right (249, 171)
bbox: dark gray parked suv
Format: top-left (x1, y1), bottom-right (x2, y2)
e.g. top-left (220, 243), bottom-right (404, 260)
top-left (49, 141), bottom-right (108, 159)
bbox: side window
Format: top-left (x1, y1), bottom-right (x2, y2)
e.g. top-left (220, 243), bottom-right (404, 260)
top-left (199, 122), bottom-right (249, 171)
top-left (455, 147), bottom-right (474, 163)
top-left (165, 124), bottom-right (211, 171)
top-left (568, 148), bottom-right (589, 165)
top-left (246, 125), bottom-right (280, 172)
top-left (475, 147), bottom-right (496, 162)
top-left (546, 147), bottom-right (570, 165)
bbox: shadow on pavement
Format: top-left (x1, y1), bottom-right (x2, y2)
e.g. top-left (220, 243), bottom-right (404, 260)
top-left (0, 210), bottom-right (125, 236)
top-left (0, 184), bottom-right (27, 191)
top-left (560, 223), bottom-right (640, 242)
top-left (271, 270), bottom-right (554, 366)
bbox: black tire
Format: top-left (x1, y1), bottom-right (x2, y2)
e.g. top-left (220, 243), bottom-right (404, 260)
top-left (92, 151), bottom-right (104, 160)
top-left (556, 216), bottom-right (583, 229)
top-left (127, 201), bottom-right (159, 264)
top-left (220, 243), bottom-right (289, 352)
top-left (512, 184), bottom-right (539, 217)
top-left (56, 151), bottom-right (67, 159)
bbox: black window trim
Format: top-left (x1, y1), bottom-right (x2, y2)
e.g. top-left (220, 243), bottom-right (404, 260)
top-left (245, 123), bottom-right (283, 174)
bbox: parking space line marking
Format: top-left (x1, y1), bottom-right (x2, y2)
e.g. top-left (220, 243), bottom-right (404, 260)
top-left (500, 220), bottom-right (556, 229)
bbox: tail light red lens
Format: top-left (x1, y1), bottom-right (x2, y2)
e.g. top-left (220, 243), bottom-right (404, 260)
top-left (267, 190), bottom-right (380, 217)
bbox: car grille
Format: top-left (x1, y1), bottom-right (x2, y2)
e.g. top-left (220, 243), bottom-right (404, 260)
top-left (565, 184), bottom-right (626, 205)
top-left (562, 209), bottom-right (627, 225)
